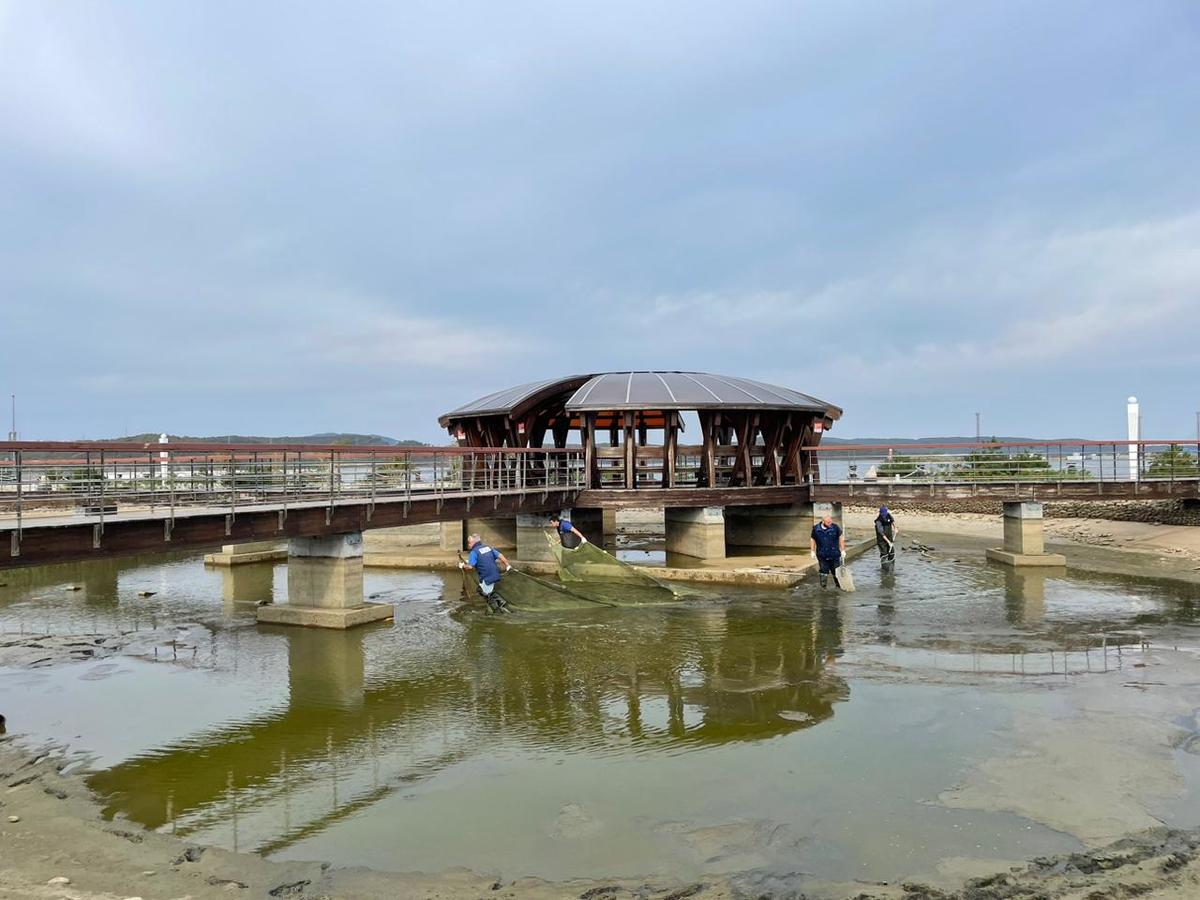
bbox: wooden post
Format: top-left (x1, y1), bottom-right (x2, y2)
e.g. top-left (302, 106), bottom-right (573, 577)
top-left (699, 410), bottom-right (716, 488)
top-left (624, 412), bottom-right (635, 489)
top-left (583, 412), bottom-right (597, 489)
top-left (665, 411), bottom-right (678, 488)
top-left (762, 416), bottom-right (783, 486)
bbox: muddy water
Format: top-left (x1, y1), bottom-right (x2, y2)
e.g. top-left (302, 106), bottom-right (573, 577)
top-left (2, 547), bottom-right (1199, 891)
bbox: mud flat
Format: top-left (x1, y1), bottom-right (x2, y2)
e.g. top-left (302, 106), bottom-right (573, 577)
top-left (2, 732), bottom-right (1198, 899)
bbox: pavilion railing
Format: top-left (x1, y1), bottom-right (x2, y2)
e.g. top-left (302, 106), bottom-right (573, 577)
top-left (0, 442), bottom-right (585, 533)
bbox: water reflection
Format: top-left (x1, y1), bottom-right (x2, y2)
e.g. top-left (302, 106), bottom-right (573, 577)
top-left (88, 599), bottom-right (848, 852)
top-left (220, 563), bottom-right (275, 607)
top-left (1003, 567), bottom-right (1056, 626)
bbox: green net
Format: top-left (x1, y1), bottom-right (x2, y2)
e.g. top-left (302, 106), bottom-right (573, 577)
top-left (547, 535), bottom-right (680, 605)
top-left (459, 565), bottom-right (619, 611)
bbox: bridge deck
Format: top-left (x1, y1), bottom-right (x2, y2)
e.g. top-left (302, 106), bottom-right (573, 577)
top-left (0, 488), bottom-right (580, 570)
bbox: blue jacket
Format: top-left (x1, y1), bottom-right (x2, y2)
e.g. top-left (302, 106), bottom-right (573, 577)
top-left (468, 544), bottom-right (503, 585)
top-left (811, 522), bottom-right (843, 559)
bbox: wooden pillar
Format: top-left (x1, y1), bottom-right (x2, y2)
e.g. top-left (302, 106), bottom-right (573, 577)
top-left (699, 410), bottom-right (716, 488)
top-left (624, 412), bottom-right (635, 489)
top-left (551, 417), bottom-right (570, 449)
top-left (762, 416), bottom-right (783, 486)
top-left (583, 412), bottom-right (596, 489)
top-left (664, 411), bottom-right (678, 488)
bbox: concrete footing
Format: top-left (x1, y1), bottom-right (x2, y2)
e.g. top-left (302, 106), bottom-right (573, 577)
top-left (258, 532), bottom-right (394, 629)
top-left (665, 506), bottom-right (726, 559)
top-left (205, 540), bottom-right (286, 566)
top-left (987, 502), bottom-right (1066, 567)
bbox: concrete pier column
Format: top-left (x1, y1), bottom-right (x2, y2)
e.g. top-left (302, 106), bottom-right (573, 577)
top-left (986, 502), bottom-right (1067, 567)
top-left (665, 506), bottom-right (726, 560)
top-left (205, 540), bottom-right (286, 567)
top-left (565, 508), bottom-right (604, 540)
top-left (515, 513), bottom-right (556, 563)
top-left (258, 532), bottom-right (394, 629)
top-left (464, 516), bottom-right (517, 551)
top-left (724, 501), bottom-right (841, 551)
top-left (601, 508), bottom-right (618, 537)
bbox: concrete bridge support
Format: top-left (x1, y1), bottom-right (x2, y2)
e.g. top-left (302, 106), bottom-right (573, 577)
top-left (986, 502), bottom-right (1067, 567)
top-left (665, 506), bottom-right (726, 560)
top-left (257, 532), bottom-right (394, 629)
top-left (464, 516), bottom-right (516, 551)
top-left (725, 502), bottom-right (841, 551)
top-left (205, 540), bottom-right (285, 566)
top-left (364, 521), bottom-right (462, 565)
top-left (515, 513), bottom-right (555, 563)
top-left (565, 507), bottom-right (604, 539)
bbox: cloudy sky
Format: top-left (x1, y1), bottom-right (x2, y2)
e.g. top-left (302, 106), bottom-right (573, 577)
top-left (2, 1), bottom-right (1197, 442)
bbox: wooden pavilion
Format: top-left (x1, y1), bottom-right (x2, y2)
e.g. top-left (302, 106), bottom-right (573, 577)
top-left (438, 371), bottom-right (842, 491)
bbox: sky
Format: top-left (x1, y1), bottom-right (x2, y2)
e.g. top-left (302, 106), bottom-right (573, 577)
top-left (1, 1), bottom-right (1198, 444)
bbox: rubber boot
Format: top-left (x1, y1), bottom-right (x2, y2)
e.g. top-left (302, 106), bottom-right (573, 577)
top-left (819, 573), bottom-right (828, 589)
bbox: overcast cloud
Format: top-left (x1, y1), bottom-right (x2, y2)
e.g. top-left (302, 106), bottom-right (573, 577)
top-left (2, 1), bottom-right (1198, 442)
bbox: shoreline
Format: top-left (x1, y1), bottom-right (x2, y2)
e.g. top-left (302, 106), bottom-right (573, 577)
top-left (2, 507), bottom-right (1200, 898)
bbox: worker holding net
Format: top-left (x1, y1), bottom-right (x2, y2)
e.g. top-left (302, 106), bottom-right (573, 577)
top-left (545, 518), bottom-right (680, 606)
top-left (548, 513), bottom-right (587, 549)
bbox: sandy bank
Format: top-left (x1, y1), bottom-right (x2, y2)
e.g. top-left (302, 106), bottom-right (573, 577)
top-left (844, 505), bottom-right (1200, 586)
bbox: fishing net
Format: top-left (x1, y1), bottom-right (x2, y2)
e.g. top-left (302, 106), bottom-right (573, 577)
top-left (547, 536), bottom-right (680, 605)
top-left (458, 565), bottom-right (618, 611)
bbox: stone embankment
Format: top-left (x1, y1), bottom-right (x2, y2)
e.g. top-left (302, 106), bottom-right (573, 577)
top-left (860, 498), bottom-right (1200, 526)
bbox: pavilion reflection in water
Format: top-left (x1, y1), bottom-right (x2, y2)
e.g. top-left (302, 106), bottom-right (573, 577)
top-left (88, 598), bottom-right (849, 854)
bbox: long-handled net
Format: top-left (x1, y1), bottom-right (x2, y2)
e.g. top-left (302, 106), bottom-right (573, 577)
top-left (547, 534), bottom-right (680, 605)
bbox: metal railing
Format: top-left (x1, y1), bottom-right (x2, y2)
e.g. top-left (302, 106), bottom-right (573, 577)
top-left (803, 440), bottom-right (1200, 486)
top-left (0, 442), bottom-right (585, 545)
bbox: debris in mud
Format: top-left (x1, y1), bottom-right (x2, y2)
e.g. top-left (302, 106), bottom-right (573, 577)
top-left (207, 875), bottom-right (250, 889)
top-left (172, 846), bottom-right (206, 865)
top-left (268, 880), bottom-right (311, 897)
top-left (849, 828), bottom-right (1200, 899)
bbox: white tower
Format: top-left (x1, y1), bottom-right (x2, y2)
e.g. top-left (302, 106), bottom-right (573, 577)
top-left (159, 432), bottom-right (169, 484)
top-left (1126, 397), bottom-right (1139, 481)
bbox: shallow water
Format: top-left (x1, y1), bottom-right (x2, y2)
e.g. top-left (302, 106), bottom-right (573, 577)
top-left (2, 547), bottom-right (1199, 889)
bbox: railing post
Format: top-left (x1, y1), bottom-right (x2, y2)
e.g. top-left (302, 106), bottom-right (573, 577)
top-left (327, 451), bottom-right (336, 524)
top-left (12, 449), bottom-right (22, 557)
top-left (229, 451), bottom-right (237, 522)
top-left (368, 451), bottom-right (376, 520)
top-left (98, 450), bottom-right (106, 540)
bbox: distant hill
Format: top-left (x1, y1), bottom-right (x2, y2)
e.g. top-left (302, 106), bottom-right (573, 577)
top-left (108, 433), bottom-right (428, 447)
top-left (822, 435), bottom-right (1094, 446)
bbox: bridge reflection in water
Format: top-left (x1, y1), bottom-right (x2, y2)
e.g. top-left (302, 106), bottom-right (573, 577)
top-left (86, 596), bottom-right (850, 854)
